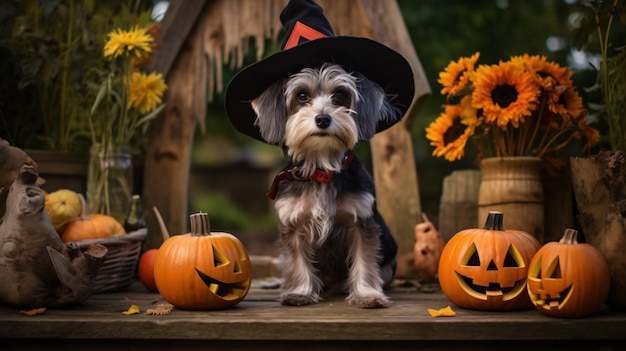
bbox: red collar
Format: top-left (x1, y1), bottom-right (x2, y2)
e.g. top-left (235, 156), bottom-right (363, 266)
top-left (266, 150), bottom-right (354, 200)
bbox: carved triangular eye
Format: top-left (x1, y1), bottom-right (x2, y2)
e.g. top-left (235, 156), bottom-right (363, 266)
top-left (546, 256), bottom-right (562, 279)
top-left (503, 244), bottom-right (524, 268)
top-left (462, 243), bottom-right (481, 266)
top-left (213, 245), bottom-right (230, 267)
top-left (528, 255), bottom-right (542, 279)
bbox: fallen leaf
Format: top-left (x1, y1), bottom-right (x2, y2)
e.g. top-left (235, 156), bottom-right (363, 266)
top-left (146, 304), bottom-right (174, 315)
top-left (20, 308), bottom-right (46, 316)
top-left (122, 304), bottom-right (141, 315)
top-left (428, 305), bottom-right (456, 317)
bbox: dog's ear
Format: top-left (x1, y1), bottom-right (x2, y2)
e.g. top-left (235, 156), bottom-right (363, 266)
top-left (251, 79), bottom-right (289, 144)
top-left (355, 75), bottom-right (401, 140)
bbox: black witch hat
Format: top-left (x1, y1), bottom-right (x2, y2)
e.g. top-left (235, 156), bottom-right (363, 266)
top-left (225, 0), bottom-right (415, 143)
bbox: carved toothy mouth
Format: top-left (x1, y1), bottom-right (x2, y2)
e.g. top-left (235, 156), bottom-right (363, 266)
top-left (455, 271), bottom-right (527, 301)
top-left (195, 268), bottom-right (249, 300)
top-left (529, 284), bottom-right (574, 310)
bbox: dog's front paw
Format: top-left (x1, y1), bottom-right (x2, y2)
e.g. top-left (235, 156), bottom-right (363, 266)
top-left (347, 294), bottom-right (392, 308)
top-left (280, 292), bottom-right (321, 306)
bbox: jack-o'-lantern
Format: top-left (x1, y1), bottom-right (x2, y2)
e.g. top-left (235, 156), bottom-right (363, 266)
top-left (154, 212), bottom-right (251, 310)
top-left (438, 211), bottom-right (541, 310)
top-left (527, 228), bottom-right (610, 318)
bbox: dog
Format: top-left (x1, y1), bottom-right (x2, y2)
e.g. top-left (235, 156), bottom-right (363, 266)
top-left (224, 0), bottom-right (414, 308)
top-left (251, 63), bottom-right (400, 308)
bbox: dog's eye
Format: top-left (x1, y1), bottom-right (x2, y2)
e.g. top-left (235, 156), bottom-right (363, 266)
top-left (296, 92), bottom-right (309, 103)
top-left (332, 91), bottom-right (349, 106)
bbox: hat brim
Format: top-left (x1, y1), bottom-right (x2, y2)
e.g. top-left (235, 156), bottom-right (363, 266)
top-left (225, 36), bottom-right (415, 144)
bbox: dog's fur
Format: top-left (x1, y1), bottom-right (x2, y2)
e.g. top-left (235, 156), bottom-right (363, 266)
top-left (252, 63), bottom-right (399, 308)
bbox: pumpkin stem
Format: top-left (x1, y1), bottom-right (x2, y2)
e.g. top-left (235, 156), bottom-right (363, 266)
top-left (190, 212), bottom-right (211, 236)
top-left (559, 228), bottom-right (579, 245)
top-left (152, 206), bottom-right (170, 243)
top-left (483, 211), bottom-right (505, 231)
top-left (77, 193), bottom-right (91, 219)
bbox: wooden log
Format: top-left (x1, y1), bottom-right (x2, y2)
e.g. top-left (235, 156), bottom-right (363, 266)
top-left (438, 170), bottom-right (480, 242)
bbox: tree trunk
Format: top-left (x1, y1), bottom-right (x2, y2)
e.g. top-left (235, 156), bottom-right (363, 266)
top-left (570, 151), bottom-right (626, 311)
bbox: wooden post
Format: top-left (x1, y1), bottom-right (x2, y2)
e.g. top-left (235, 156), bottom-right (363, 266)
top-left (357, 0), bottom-right (431, 277)
top-left (142, 1), bottom-right (209, 249)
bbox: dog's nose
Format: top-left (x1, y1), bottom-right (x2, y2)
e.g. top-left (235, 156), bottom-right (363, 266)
top-left (315, 114), bottom-right (332, 129)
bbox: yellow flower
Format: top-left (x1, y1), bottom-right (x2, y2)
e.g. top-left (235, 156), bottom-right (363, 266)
top-left (511, 54), bottom-right (575, 117)
top-left (427, 52), bottom-right (598, 161)
top-left (510, 54), bottom-right (572, 89)
top-left (104, 26), bottom-right (154, 59)
top-left (438, 52), bottom-right (480, 98)
top-left (426, 104), bottom-right (476, 161)
top-left (559, 87), bottom-right (585, 119)
top-left (129, 71), bottom-right (167, 114)
top-left (471, 61), bottom-right (540, 129)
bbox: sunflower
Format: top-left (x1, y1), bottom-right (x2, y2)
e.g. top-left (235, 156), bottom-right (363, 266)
top-left (511, 54), bottom-right (575, 115)
top-left (428, 52), bottom-right (598, 161)
top-left (555, 86), bottom-right (585, 119)
top-left (426, 104), bottom-right (476, 161)
top-left (104, 26), bottom-right (154, 59)
top-left (438, 52), bottom-right (480, 98)
top-left (129, 72), bottom-right (167, 114)
top-left (471, 61), bottom-right (540, 129)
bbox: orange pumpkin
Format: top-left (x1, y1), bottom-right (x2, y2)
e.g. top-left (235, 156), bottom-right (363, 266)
top-left (60, 195), bottom-right (125, 242)
top-left (527, 228), bottom-right (610, 318)
top-left (154, 212), bottom-right (252, 310)
top-left (438, 211), bottom-right (541, 310)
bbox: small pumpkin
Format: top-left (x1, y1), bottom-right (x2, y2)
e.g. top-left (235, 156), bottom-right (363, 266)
top-left (60, 194), bottom-right (125, 242)
top-left (413, 213), bottom-right (444, 283)
top-left (138, 249), bottom-right (159, 292)
top-left (527, 228), bottom-right (610, 318)
top-left (154, 212), bottom-right (252, 310)
top-left (438, 211), bottom-right (541, 311)
top-left (44, 189), bottom-right (82, 232)
top-left (137, 206), bottom-right (170, 293)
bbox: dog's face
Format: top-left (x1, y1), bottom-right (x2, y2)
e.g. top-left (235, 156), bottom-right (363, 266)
top-left (251, 64), bottom-right (399, 168)
top-left (282, 65), bottom-right (359, 162)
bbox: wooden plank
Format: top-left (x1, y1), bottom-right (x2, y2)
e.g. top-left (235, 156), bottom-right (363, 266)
top-left (1, 280), bottom-right (625, 351)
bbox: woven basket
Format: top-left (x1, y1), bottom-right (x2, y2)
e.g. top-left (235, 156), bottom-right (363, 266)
top-left (76, 228), bottom-right (148, 293)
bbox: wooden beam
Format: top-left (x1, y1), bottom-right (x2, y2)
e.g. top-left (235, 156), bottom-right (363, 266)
top-left (149, 0), bottom-right (208, 79)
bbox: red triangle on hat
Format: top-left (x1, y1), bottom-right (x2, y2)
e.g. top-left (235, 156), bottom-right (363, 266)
top-left (283, 21), bottom-right (327, 50)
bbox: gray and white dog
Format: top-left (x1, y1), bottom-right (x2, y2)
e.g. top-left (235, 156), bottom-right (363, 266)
top-left (224, 0), bottom-right (414, 308)
top-left (252, 63), bottom-right (399, 308)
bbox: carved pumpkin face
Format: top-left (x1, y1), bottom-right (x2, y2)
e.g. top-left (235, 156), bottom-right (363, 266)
top-left (154, 213), bottom-right (251, 310)
top-left (527, 229), bottom-right (610, 318)
top-left (438, 211), bottom-right (541, 311)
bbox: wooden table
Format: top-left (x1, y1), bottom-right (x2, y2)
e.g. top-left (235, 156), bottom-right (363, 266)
top-left (1, 280), bottom-right (625, 350)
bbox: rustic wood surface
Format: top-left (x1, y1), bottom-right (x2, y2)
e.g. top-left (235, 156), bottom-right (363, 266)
top-left (1, 279), bottom-right (624, 350)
